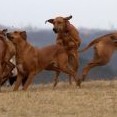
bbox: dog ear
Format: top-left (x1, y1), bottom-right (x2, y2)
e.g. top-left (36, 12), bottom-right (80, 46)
top-left (2, 29), bottom-right (8, 35)
top-left (64, 15), bottom-right (72, 20)
top-left (20, 31), bottom-right (27, 40)
top-left (45, 19), bottom-right (54, 24)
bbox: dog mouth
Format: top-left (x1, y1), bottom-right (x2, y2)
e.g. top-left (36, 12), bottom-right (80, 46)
top-left (53, 27), bottom-right (65, 33)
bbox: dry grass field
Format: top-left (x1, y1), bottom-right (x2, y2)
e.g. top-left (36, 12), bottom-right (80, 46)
top-left (0, 80), bottom-right (117, 117)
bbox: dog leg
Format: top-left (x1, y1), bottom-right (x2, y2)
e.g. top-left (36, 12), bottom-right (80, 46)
top-left (22, 72), bottom-right (36, 91)
top-left (53, 71), bottom-right (60, 88)
top-left (46, 65), bottom-right (62, 87)
top-left (68, 75), bottom-right (72, 85)
top-left (46, 64), bottom-right (76, 87)
top-left (2, 61), bottom-right (15, 79)
top-left (81, 58), bottom-right (106, 81)
top-left (68, 51), bottom-right (79, 85)
top-left (69, 52), bottom-right (78, 71)
top-left (22, 76), bottom-right (28, 86)
top-left (59, 66), bottom-right (79, 86)
top-left (13, 73), bottom-right (23, 91)
top-left (46, 64), bottom-right (61, 87)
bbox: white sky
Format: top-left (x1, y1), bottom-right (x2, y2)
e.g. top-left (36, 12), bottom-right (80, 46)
top-left (0, 0), bottom-right (117, 29)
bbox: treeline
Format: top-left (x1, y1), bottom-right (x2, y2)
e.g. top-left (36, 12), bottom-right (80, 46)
top-left (0, 24), bottom-right (117, 83)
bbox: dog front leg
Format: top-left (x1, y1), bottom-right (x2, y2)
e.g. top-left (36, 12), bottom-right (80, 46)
top-left (13, 73), bottom-right (23, 91)
top-left (23, 72), bottom-right (36, 91)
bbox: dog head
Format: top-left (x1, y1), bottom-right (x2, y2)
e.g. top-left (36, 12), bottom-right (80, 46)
top-left (45, 15), bottom-right (72, 33)
top-left (7, 31), bottom-right (27, 44)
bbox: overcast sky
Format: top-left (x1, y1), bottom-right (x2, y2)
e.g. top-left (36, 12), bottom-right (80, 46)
top-left (0, 0), bottom-right (117, 29)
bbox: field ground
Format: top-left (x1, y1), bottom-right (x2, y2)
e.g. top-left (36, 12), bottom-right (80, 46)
top-left (0, 80), bottom-right (117, 117)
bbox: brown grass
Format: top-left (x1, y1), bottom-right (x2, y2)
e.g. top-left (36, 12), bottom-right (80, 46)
top-left (0, 80), bottom-right (117, 117)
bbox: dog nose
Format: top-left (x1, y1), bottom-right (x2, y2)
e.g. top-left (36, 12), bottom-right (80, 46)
top-left (53, 28), bottom-right (57, 33)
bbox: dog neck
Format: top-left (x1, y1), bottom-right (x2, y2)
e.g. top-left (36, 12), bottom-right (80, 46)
top-left (14, 38), bottom-right (28, 55)
top-left (64, 21), bottom-right (72, 33)
top-left (56, 22), bottom-right (81, 48)
top-left (0, 35), bottom-right (7, 45)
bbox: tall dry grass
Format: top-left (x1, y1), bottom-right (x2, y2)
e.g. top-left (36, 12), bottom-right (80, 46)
top-left (0, 80), bottom-right (117, 117)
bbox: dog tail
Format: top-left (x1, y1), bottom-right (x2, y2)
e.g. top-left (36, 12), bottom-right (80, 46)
top-left (78, 38), bottom-right (101, 53)
top-left (110, 33), bottom-right (117, 41)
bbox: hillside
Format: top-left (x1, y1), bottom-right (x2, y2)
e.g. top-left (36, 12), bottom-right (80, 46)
top-left (0, 80), bottom-right (117, 117)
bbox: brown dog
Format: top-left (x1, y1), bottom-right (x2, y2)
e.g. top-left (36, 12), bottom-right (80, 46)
top-left (79, 32), bottom-right (117, 84)
top-left (0, 29), bottom-right (8, 85)
top-left (7, 31), bottom-right (79, 91)
top-left (0, 29), bottom-right (16, 86)
top-left (45, 15), bottom-right (81, 86)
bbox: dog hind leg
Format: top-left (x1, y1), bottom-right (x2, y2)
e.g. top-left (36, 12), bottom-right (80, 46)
top-left (53, 71), bottom-right (60, 88)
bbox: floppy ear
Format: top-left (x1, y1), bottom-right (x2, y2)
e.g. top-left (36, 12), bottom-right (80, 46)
top-left (45, 19), bottom-right (54, 24)
top-left (20, 31), bottom-right (27, 40)
top-left (64, 15), bottom-right (72, 20)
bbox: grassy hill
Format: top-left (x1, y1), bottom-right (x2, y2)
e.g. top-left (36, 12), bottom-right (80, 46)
top-left (0, 80), bottom-right (117, 117)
